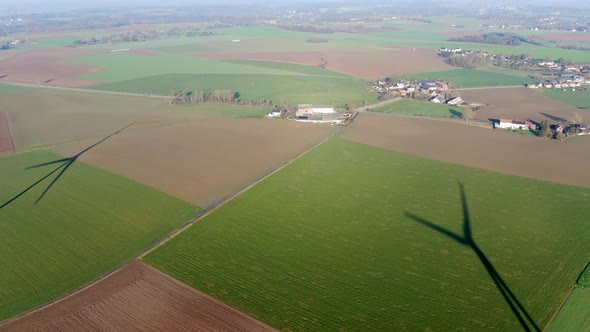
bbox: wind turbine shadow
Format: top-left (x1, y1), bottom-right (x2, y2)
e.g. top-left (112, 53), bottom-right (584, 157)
top-left (405, 183), bottom-right (540, 332)
top-left (0, 123), bottom-right (134, 210)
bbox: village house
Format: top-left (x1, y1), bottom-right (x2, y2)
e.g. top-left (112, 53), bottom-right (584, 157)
top-left (446, 97), bottom-right (464, 106)
top-left (267, 107), bottom-right (282, 118)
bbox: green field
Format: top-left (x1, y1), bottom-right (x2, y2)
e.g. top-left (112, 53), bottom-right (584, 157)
top-left (548, 288), bottom-right (590, 332)
top-left (401, 69), bottom-right (533, 88)
top-left (75, 53), bottom-right (300, 82)
top-left (578, 262), bottom-right (590, 289)
top-left (373, 99), bottom-right (464, 117)
top-left (539, 89), bottom-right (590, 109)
top-left (0, 150), bottom-right (199, 320)
top-left (93, 73), bottom-right (376, 107)
top-left (145, 137), bottom-right (590, 331)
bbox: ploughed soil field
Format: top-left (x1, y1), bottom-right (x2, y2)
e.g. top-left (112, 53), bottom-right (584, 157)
top-left (535, 33), bottom-right (590, 43)
top-left (0, 88), bottom-right (211, 151)
top-left (55, 117), bottom-right (335, 207)
top-left (193, 48), bottom-right (453, 79)
top-left (456, 87), bottom-right (590, 123)
top-left (342, 113), bottom-right (590, 188)
top-left (0, 47), bottom-right (104, 87)
top-left (0, 111), bottom-right (15, 155)
top-left (0, 260), bottom-right (276, 332)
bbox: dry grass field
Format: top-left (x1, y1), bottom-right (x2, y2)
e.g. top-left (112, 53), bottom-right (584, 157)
top-left (456, 87), bottom-right (589, 123)
top-left (0, 47), bottom-right (104, 87)
top-left (0, 111), bottom-right (15, 156)
top-left (0, 87), bottom-right (212, 151)
top-left (55, 117), bottom-right (335, 207)
top-left (193, 47), bottom-right (452, 79)
top-left (0, 261), bottom-right (276, 332)
top-left (342, 113), bottom-right (590, 188)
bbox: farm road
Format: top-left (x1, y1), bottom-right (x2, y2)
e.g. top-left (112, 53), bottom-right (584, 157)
top-left (0, 81), bottom-right (169, 99)
top-left (356, 97), bottom-right (402, 112)
top-left (1, 125), bottom-right (343, 326)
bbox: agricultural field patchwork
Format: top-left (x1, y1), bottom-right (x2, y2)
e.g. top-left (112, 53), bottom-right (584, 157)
top-left (547, 288), bottom-right (590, 332)
top-left (539, 89), bottom-right (590, 109)
top-left (0, 150), bottom-right (199, 320)
top-left (342, 113), bottom-right (590, 188)
top-left (372, 99), bottom-right (464, 117)
top-left (145, 137), bottom-right (590, 331)
top-left (456, 87), bottom-right (589, 123)
top-left (401, 69), bottom-right (533, 88)
top-left (92, 73), bottom-right (376, 107)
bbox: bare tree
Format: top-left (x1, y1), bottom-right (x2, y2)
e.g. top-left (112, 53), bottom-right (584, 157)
top-left (568, 112), bottom-right (582, 125)
top-left (461, 108), bottom-right (476, 122)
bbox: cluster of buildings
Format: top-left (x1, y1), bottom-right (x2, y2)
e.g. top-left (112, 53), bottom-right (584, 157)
top-left (370, 79), bottom-right (466, 106)
top-left (0, 39), bottom-right (19, 50)
top-left (491, 118), bottom-right (590, 139)
top-left (370, 79), bottom-right (449, 96)
top-left (526, 75), bottom-right (590, 89)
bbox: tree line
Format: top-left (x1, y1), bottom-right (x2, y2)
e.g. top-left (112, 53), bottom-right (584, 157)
top-left (73, 27), bottom-right (214, 46)
top-left (169, 89), bottom-right (272, 106)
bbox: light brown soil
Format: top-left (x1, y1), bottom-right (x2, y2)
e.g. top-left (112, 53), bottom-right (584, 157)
top-left (0, 88), bottom-right (206, 151)
top-left (0, 111), bottom-right (15, 156)
top-left (193, 48), bottom-right (453, 79)
top-left (456, 87), bottom-right (589, 123)
top-left (342, 113), bottom-right (590, 188)
top-left (55, 117), bottom-right (335, 207)
top-left (125, 49), bottom-right (162, 56)
top-left (0, 47), bottom-right (104, 87)
top-left (0, 260), bottom-right (276, 332)
top-left (535, 32), bottom-right (590, 43)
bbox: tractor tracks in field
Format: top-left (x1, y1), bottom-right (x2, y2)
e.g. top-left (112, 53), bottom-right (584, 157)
top-left (0, 125), bottom-right (343, 326)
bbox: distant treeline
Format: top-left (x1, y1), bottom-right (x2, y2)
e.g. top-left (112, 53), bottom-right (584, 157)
top-left (307, 38), bottom-right (329, 43)
top-left (558, 44), bottom-right (590, 52)
top-left (73, 27), bottom-right (214, 46)
top-left (449, 32), bottom-right (543, 46)
top-left (277, 24), bottom-right (334, 34)
top-left (440, 53), bottom-right (487, 68)
top-left (170, 89), bottom-right (273, 106)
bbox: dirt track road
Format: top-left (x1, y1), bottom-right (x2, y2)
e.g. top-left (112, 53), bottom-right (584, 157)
top-left (0, 81), bottom-right (169, 99)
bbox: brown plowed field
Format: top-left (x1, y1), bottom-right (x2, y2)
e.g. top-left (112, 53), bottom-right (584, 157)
top-left (0, 260), bottom-right (276, 332)
top-left (0, 47), bottom-right (104, 87)
top-left (0, 111), bottom-right (15, 156)
top-left (342, 113), bottom-right (590, 188)
top-left (0, 88), bottom-right (211, 151)
top-left (55, 117), bottom-right (335, 207)
top-left (456, 87), bottom-right (589, 123)
top-left (193, 48), bottom-right (452, 79)
top-left (535, 32), bottom-right (590, 43)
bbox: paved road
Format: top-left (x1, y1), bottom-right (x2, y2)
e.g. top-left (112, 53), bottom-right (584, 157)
top-left (0, 81), bottom-right (169, 99)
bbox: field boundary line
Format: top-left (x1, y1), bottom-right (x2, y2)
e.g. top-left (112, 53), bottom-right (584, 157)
top-left (0, 81), bottom-right (170, 99)
top-left (544, 285), bottom-right (578, 330)
top-left (138, 127), bottom-right (342, 258)
top-left (0, 127), bottom-right (340, 326)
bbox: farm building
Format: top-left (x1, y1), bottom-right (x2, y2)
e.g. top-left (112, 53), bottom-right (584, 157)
top-left (267, 108), bottom-right (282, 118)
top-left (295, 104), bottom-right (336, 118)
top-left (295, 104), bottom-right (344, 124)
top-left (492, 119), bottom-right (536, 130)
top-left (446, 97), bottom-right (464, 106)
